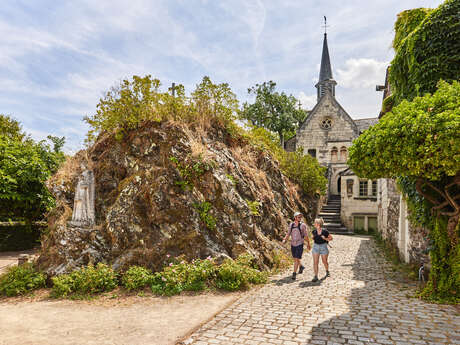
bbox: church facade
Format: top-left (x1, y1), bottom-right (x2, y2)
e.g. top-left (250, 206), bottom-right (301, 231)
top-left (285, 32), bottom-right (379, 232)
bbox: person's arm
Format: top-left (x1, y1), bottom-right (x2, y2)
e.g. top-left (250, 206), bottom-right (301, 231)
top-left (321, 231), bottom-right (333, 242)
top-left (282, 227), bottom-right (291, 244)
top-left (302, 224), bottom-right (311, 250)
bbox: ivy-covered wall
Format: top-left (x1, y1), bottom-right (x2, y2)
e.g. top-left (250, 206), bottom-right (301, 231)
top-left (389, 0), bottom-right (460, 105)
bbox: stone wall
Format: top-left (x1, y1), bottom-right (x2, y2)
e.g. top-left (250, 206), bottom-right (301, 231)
top-left (377, 178), bottom-right (429, 265)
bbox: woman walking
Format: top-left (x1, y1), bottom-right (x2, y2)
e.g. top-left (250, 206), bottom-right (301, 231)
top-left (282, 212), bottom-right (311, 280)
top-left (311, 217), bottom-right (333, 282)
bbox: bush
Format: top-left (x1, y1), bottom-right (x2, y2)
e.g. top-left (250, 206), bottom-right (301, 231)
top-left (51, 263), bottom-right (118, 298)
top-left (216, 255), bottom-right (268, 291)
top-left (150, 258), bottom-right (216, 296)
top-left (0, 263), bottom-right (46, 297)
top-left (121, 266), bottom-right (153, 291)
top-left (0, 224), bottom-right (45, 251)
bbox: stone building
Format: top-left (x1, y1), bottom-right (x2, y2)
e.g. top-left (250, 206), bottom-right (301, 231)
top-left (285, 32), bottom-right (378, 233)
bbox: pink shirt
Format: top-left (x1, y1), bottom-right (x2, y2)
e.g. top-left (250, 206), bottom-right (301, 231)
top-left (288, 222), bottom-right (307, 246)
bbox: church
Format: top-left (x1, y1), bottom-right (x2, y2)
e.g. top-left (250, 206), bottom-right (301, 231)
top-left (285, 31), bottom-right (379, 233)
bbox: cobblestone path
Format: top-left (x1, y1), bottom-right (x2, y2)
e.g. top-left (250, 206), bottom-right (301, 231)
top-left (181, 235), bottom-right (459, 345)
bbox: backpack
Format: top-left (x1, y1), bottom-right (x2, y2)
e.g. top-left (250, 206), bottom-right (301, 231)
top-left (290, 222), bottom-right (305, 239)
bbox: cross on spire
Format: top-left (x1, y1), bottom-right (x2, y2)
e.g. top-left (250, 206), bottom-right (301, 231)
top-left (323, 16), bottom-right (329, 34)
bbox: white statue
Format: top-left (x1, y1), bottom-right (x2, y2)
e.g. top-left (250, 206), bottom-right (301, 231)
top-left (70, 166), bottom-right (95, 226)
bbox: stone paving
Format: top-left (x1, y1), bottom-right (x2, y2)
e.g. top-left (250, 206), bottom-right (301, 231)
top-left (181, 235), bottom-right (459, 345)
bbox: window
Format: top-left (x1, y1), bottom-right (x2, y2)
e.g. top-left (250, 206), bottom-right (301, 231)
top-left (346, 179), bottom-right (354, 197)
top-left (320, 118), bottom-right (332, 130)
top-left (308, 149), bottom-right (316, 158)
top-left (354, 216), bottom-right (365, 231)
top-left (359, 180), bottom-right (368, 196)
top-left (340, 146), bottom-right (347, 161)
top-left (331, 147), bottom-right (338, 162)
top-left (368, 217), bottom-right (377, 233)
top-left (372, 180), bottom-right (377, 197)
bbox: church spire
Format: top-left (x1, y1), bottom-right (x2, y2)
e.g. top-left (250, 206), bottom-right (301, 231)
top-left (319, 33), bottom-right (333, 82)
top-left (315, 17), bottom-right (337, 101)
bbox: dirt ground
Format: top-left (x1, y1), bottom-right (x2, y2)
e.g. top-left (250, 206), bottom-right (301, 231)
top-left (0, 250), bottom-right (242, 345)
top-left (0, 290), bottom-right (240, 345)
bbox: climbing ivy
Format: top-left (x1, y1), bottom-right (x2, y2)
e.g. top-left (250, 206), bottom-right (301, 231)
top-left (350, 0), bottom-right (460, 303)
top-left (389, 0), bottom-right (460, 105)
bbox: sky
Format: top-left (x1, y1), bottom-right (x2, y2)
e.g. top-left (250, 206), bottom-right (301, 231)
top-left (0, 0), bottom-right (443, 153)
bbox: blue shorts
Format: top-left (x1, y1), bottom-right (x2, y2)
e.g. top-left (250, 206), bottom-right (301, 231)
top-left (291, 244), bottom-right (304, 259)
top-left (312, 243), bottom-right (329, 255)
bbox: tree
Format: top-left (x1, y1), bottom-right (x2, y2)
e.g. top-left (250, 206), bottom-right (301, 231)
top-left (349, 81), bottom-right (460, 302)
top-left (0, 116), bottom-right (65, 222)
top-left (0, 114), bottom-right (27, 142)
top-left (240, 81), bottom-right (306, 148)
top-left (349, 0), bottom-right (460, 303)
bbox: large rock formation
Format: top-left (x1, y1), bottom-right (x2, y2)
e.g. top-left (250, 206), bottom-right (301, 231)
top-left (38, 119), bottom-right (320, 274)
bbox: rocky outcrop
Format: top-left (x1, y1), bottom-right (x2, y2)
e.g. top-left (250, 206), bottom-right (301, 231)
top-left (38, 120), bottom-right (320, 274)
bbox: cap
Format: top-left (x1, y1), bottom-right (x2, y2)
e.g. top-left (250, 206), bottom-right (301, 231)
top-left (293, 212), bottom-right (302, 217)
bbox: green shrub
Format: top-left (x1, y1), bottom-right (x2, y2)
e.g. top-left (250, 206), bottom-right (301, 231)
top-left (0, 263), bottom-right (46, 297)
top-left (193, 202), bottom-right (216, 230)
top-left (150, 258), bottom-right (216, 296)
top-left (0, 224), bottom-right (45, 251)
top-left (51, 263), bottom-right (118, 298)
top-left (216, 255), bottom-right (268, 291)
top-left (122, 266), bottom-right (154, 291)
top-left (216, 259), bottom-right (247, 291)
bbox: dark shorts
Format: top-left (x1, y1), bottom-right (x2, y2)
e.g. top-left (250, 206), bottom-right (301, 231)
top-left (291, 244), bottom-right (304, 259)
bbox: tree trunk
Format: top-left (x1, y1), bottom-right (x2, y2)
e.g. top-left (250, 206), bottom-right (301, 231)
top-left (279, 132), bottom-right (284, 149)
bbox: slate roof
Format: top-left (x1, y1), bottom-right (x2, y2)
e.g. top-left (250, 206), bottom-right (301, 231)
top-left (319, 33), bottom-right (333, 82)
top-left (354, 118), bottom-right (379, 132)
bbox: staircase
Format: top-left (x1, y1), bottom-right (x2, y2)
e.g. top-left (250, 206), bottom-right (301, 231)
top-left (318, 195), bottom-right (350, 234)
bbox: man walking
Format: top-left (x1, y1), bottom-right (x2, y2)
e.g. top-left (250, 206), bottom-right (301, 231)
top-left (283, 212), bottom-right (311, 280)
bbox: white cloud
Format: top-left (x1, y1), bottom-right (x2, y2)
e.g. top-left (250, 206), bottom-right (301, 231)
top-left (336, 58), bottom-right (388, 89)
top-left (298, 92), bottom-right (317, 110)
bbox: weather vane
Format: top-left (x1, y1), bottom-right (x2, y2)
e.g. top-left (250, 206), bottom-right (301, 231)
top-left (323, 16), bottom-right (329, 34)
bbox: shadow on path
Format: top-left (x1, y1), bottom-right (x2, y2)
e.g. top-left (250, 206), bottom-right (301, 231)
top-left (308, 238), bottom-right (458, 344)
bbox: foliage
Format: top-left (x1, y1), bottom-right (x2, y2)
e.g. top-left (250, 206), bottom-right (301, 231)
top-left (226, 174), bottom-right (238, 186)
top-left (0, 119), bottom-right (66, 221)
top-left (51, 263), bottom-right (118, 298)
top-left (246, 200), bottom-right (261, 216)
top-left (0, 224), bottom-right (45, 251)
top-left (84, 75), bottom-right (239, 143)
top-left (349, 81), bottom-right (460, 181)
top-left (216, 258), bottom-right (268, 291)
top-left (193, 201), bottom-right (216, 230)
top-left (0, 114), bottom-right (26, 142)
top-left (351, 0), bottom-right (460, 301)
top-left (240, 81), bottom-right (306, 148)
top-left (417, 217), bottom-right (460, 303)
top-left (121, 266), bottom-right (153, 291)
top-left (0, 263), bottom-right (46, 297)
top-left (271, 249), bottom-right (293, 273)
top-left (169, 155), bottom-right (212, 191)
top-left (392, 8), bottom-right (432, 50)
top-left (150, 258), bottom-right (216, 295)
top-left (246, 127), bottom-right (327, 195)
top-left (278, 148), bottom-right (327, 195)
top-left (389, 0), bottom-right (460, 105)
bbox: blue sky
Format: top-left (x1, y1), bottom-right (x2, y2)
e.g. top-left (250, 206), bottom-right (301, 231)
top-left (0, 0), bottom-right (443, 152)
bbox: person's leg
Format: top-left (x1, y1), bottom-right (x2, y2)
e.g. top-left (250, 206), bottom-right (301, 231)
top-left (312, 253), bottom-right (320, 281)
top-left (321, 254), bottom-right (329, 276)
top-left (294, 258), bottom-right (300, 273)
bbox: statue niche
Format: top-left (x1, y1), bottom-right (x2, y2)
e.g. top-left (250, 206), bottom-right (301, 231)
top-left (70, 168), bottom-right (95, 227)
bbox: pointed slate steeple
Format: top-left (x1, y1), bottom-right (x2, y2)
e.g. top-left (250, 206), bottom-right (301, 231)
top-left (315, 24), bottom-right (337, 101)
top-left (319, 33), bottom-right (333, 82)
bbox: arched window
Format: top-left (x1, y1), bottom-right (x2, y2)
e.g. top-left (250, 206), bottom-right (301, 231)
top-left (340, 146), bottom-right (347, 161)
top-left (331, 147), bottom-right (338, 162)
